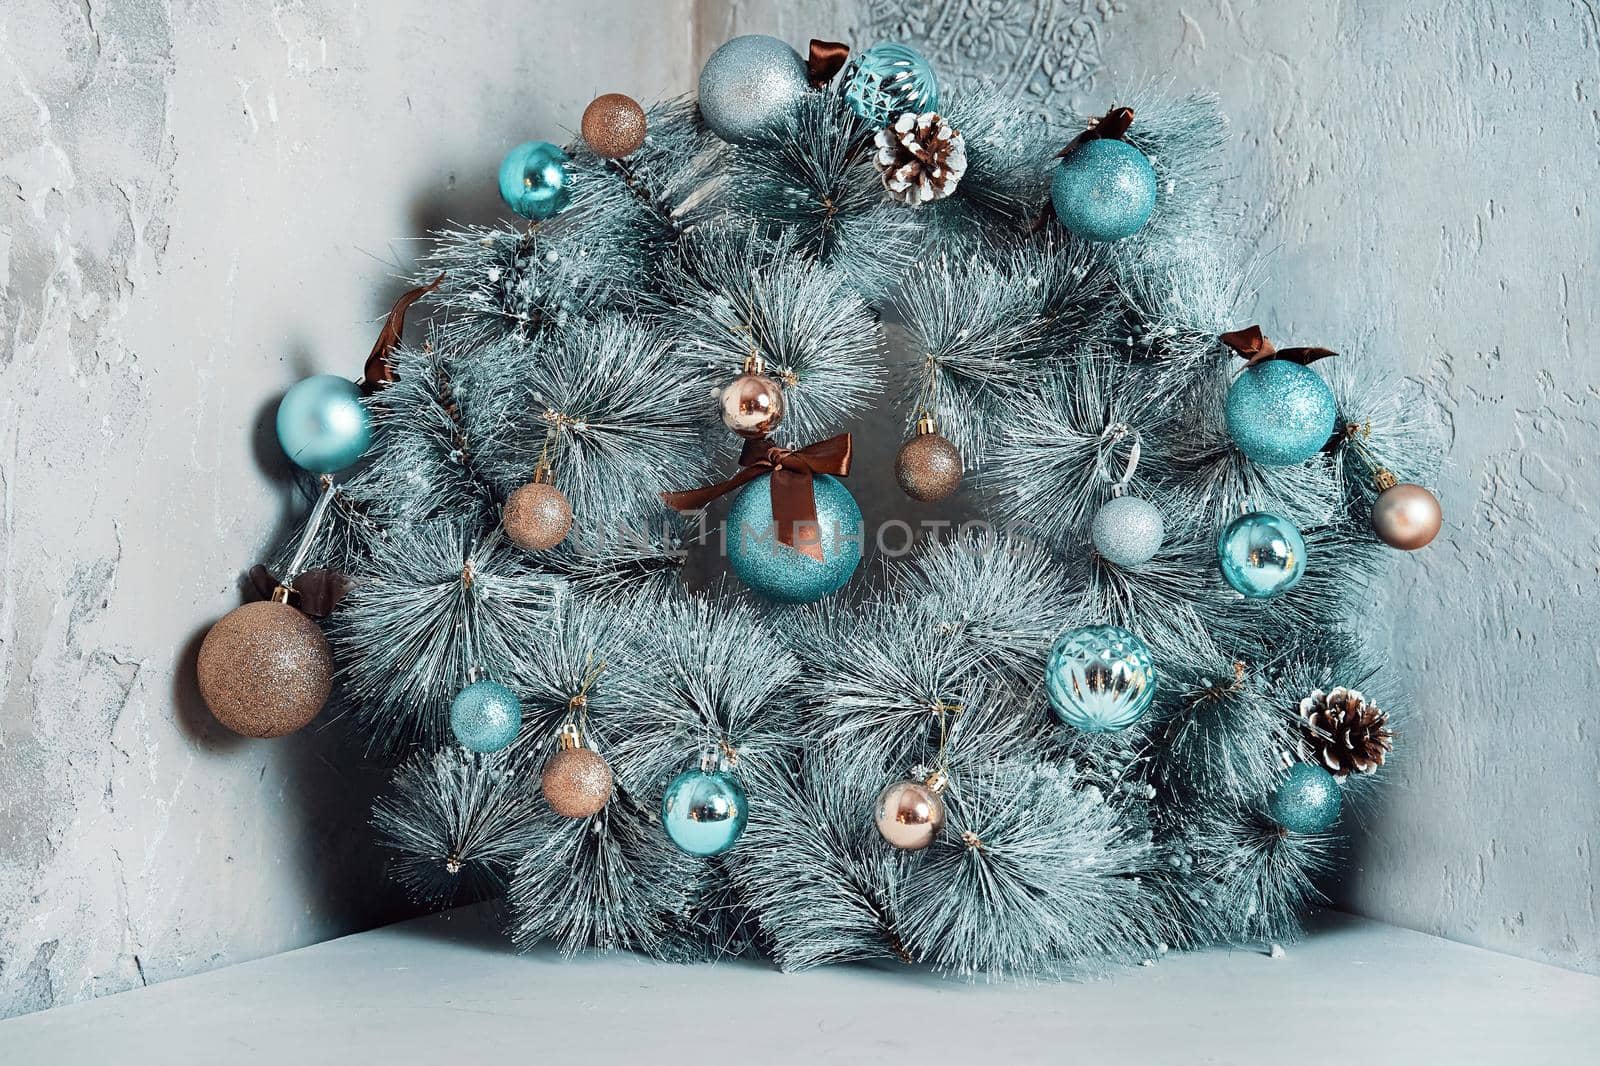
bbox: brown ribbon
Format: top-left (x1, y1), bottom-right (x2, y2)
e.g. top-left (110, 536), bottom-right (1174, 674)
top-left (807, 39), bottom-right (851, 90)
top-left (1219, 325), bottom-right (1338, 368)
top-left (1057, 106), bottom-right (1135, 157)
top-left (249, 563), bottom-right (352, 619)
top-left (360, 273), bottom-right (445, 395)
top-left (661, 434), bottom-right (854, 562)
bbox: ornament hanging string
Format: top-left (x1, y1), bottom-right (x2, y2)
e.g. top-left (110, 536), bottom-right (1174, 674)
top-left (661, 433), bottom-right (854, 561)
top-left (248, 476), bottom-right (351, 618)
top-left (806, 39), bottom-right (850, 89)
top-left (1096, 423), bottom-right (1142, 497)
top-left (361, 273), bottom-right (445, 394)
top-left (565, 656), bottom-right (606, 741)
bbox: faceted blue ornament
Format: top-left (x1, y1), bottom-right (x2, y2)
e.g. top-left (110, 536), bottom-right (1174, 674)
top-left (1045, 625), bottom-right (1156, 733)
top-left (662, 769), bottom-right (748, 857)
top-left (843, 42), bottom-right (939, 125)
top-left (1225, 360), bottom-right (1339, 466)
top-left (1269, 762), bottom-right (1342, 834)
top-left (497, 141), bottom-right (572, 221)
top-left (726, 473), bottom-right (862, 604)
top-left (449, 679), bottom-right (523, 754)
top-left (1051, 138), bottom-right (1158, 242)
top-left (1218, 511), bottom-right (1307, 599)
top-left (276, 374), bottom-right (372, 474)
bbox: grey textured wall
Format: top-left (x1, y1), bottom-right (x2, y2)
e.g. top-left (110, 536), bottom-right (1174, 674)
top-left (709, 0), bottom-right (1600, 974)
top-left (0, 0), bottom-right (692, 1019)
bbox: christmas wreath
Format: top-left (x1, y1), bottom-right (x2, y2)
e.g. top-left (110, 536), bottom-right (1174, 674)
top-left (197, 35), bottom-right (1443, 975)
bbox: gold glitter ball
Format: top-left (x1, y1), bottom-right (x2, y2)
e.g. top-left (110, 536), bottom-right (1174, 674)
top-left (541, 746), bottom-right (614, 818)
top-left (894, 429), bottom-right (962, 502)
top-left (581, 93), bottom-right (648, 159)
top-left (504, 481), bottom-right (574, 551)
top-left (196, 600), bottom-right (332, 738)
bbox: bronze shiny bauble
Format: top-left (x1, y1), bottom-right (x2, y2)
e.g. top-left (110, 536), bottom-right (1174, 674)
top-left (541, 745), bottom-right (614, 818)
top-left (719, 372), bottom-right (785, 438)
top-left (196, 599), bottom-right (332, 738)
top-left (581, 93), bottom-right (648, 159)
top-left (504, 480), bottom-right (573, 551)
top-left (894, 422), bottom-right (962, 502)
top-left (1372, 482), bottom-right (1442, 550)
top-left (874, 777), bottom-right (946, 851)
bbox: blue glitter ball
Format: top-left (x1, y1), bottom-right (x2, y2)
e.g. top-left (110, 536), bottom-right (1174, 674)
top-left (697, 34), bottom-right (811, 144)
top-left (1225, 360), bottom-right (1338, 466)
top-left (1269, 762), bottom-right (1342, 834)
top-left (662, 769), bottom-right (748, 856)
top-left (1051, 138), bottom-right (1158, 242)
top-left (1217, 511), bottom-right (1307, 599)
top-left (1045, 624), bottom-right (1156, 733)
top-left (1091, 495), bottom-right (1165, 568)
top-left (497, 141), bottom-right (572, 221)
top-left (726, 473), bottom-right (862, 604)
top-left (276, 374), bottom-right (372, 474)
top-left (449, 680), bottom-right (522, 754)
top-left (842, 42), bottom-right (939, 125)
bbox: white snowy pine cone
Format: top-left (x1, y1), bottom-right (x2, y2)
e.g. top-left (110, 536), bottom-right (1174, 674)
top-left (873, 111), bottom-right (968, 206)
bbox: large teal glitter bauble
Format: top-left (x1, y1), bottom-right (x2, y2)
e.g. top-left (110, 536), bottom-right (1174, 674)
top-left (1218, 511), bottom-right (1307, 599)
top-left (843, 42), bottom-right (939, 125)
top-left (275, 374), bottom-right (372, 474)
top-left (1051, 138), bottom-right (1158, 242)
top-left (497, 141), bottom-right (572, 221)
top-left (726, 473), bottom-right (862, 604)
top-left (1045, 625), bottom-right (1156, 733)
top-left (697, 35), bottom-right (811, 145)
top-left (449, 680), bottom-right (522, 754)
top-left (662, 769), bottom-right (748, 856)
top-left (1269, 762), bottom-right (1342, 834)
top-left (1225, 360), bottom-right (1338, 466)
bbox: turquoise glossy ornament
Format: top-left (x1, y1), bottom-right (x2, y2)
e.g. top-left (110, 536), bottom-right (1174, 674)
top-left (1045, 625), bottom-right (1156, 733)
top-left (1217, 511), bottom-right (1306, 599)
top-left (661, 768), bottom-right (748, 856)
top-left (697, 35), bottom-right (811, 144)
top-left (843, 42), bottom-right (939, 125)
top-left (1051, 138), bottom-right (1158, 242)
top-left (1225, 360), bottom-right (1338, 466)
top-left (1269, 761), bottom-right (1342, 834)
top-left (497, 141), bottom-right (572, 221)
top-left (726, 473), bottom-right (862, 604)
top-left (276, 374), bottom-right (372, 474)
top-left (449, 679), bottom-right (522, 754)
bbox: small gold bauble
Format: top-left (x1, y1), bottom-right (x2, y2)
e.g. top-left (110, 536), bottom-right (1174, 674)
top-left (1372, 482), bottom-right (1442, 551)
top-left (874, 777), bottom-right (947, 851)
top-left (894, 421), bottom-right (962, 502)
top-left (196, 600), bottom-right (332, 738)
top-left (504, 480), bottom-right (573, 551)
top-left (541, 746), bottom-right (614, 818)
top-left (581, 93), bottom-right (648, 159)
top-left (718, 372), bottom-right (785, 438)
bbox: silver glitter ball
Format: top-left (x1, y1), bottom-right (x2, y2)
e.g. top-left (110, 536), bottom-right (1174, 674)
top-left (697, 34), bottom-right (810, 145)
top-left (1091, 494), bottom-right (1164, 568)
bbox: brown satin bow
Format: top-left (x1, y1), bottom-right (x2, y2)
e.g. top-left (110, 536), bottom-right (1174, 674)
top-left (1219, 325), bottom-right (1338, 367)
top-left (361, 273), bottom-right (445, 395)
top-left (1056, 106), bottom-right (1136, 158)
top-left (661, 434), bottom-right (854, 561)
top-left (248, 564), bottom-right (352, 619)
top-left (807, 39), bottom-right (851, 89)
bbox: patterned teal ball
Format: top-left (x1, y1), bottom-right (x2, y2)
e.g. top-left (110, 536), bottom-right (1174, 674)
top-left (697, 34), bottom-right (810, 144)
top-left (1217, 511), bottom-right (1306, 599)
top-left (1269, 762), bottom-right (1342, 834)
top-left (726, 473), bottom-right (862, 604)
top-left (449, 680), bottom-right (522, 754)
top-left (1051, 138), bottom-right (1157, 242)
top-left (497, 141), bottom-right (572, 221)
top-left (843, 42), bottom-right (939, 125)
top-left (1225, 360), bottom-right (1338, 466)
top-left (1045, 624), bottom-right (1156, 732)
top-left (276, 374), bottom-right (372, 474)
top-left (662, 769), bottom-right (748, 856)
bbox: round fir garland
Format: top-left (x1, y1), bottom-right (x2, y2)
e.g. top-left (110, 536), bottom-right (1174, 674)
top-left (196, 32), bottom-right (1446, 977)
